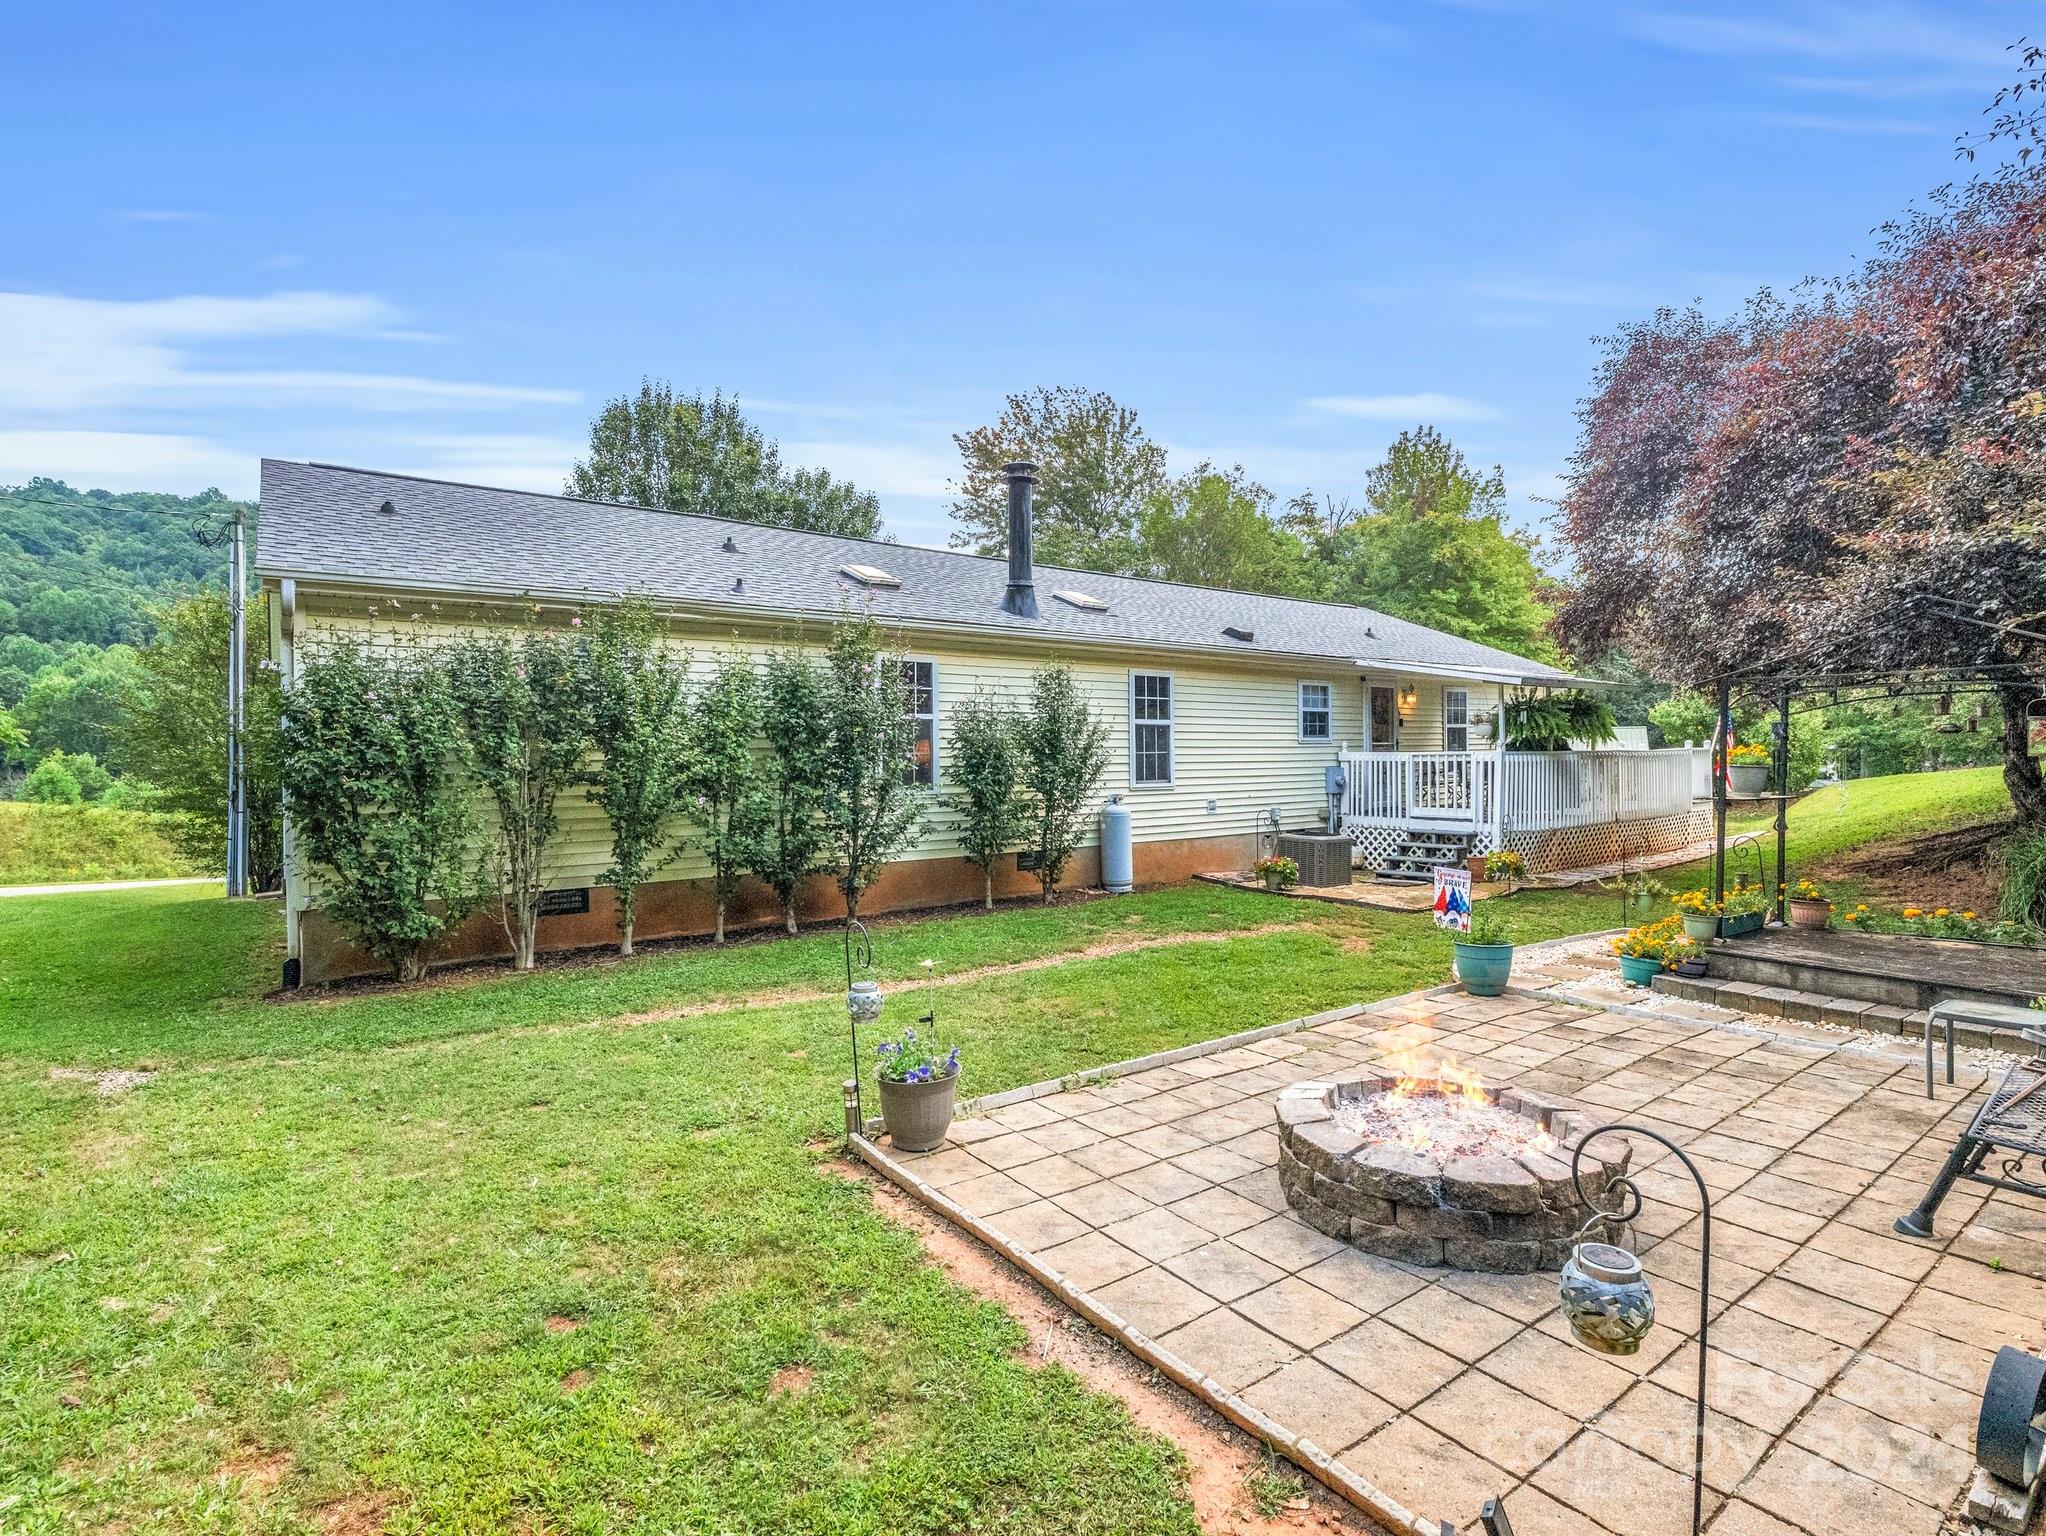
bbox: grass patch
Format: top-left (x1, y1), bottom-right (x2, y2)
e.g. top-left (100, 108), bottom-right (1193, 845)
top-left (0, 764), bottom-right (2006, 1533)
top-left (0, 802), bottom-right (202, 885)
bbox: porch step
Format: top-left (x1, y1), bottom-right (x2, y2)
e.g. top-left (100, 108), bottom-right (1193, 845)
top-left (1374, 829), bottom-right (1478, 884)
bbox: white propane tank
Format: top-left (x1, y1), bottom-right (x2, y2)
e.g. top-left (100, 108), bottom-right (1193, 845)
top-left (1100, 795), bottom-right (1134, 893)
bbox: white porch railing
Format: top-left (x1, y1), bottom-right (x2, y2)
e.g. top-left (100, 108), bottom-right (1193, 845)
top-left (1339, 747), bottom-right (1701, 835)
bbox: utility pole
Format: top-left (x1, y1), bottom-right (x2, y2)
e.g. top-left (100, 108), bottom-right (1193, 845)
top-left (226, 504), bottom-right (247, 897)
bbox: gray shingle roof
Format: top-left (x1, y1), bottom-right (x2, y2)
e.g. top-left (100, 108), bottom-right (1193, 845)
top-left (256, 460), bottom-right (1584, 685)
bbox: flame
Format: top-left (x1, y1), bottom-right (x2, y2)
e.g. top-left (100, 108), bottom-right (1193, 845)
top-left (1370, 1025), bottom-right (1558, 1156)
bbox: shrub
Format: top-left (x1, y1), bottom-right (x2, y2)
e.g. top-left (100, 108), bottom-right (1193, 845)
top-left (2001, 829), bottom-right (2046, 931)
top-left (1463, 904), bottom-right (1512, 946)
top-left (1015, 664), bottom-right (1108, 903)
top-left (817, 614), bottom-right (923, 923)
top-left (684, 650), bottom-right (769, 943)
top-left (756, 648), bottom-right (833, 933)
top-left (20, 754), bottom-right (82, 805)
top-left (281, 640), bottom-right (484, 981)
top-left (446, 618), bottom-right (597, 970)
top-left (947, 692), bottom-right (1028, 909)
top-left (584, 599), bottom-right (693, 955)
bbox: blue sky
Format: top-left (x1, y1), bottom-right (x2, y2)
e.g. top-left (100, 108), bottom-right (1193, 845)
top-left (0, 1), bottom-right (2024, 548)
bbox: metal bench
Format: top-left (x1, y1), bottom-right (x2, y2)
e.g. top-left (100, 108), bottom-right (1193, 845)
top-left (1897, 1025), bottom-right (2046, 1238)
top-left (1923, 998), bottom-right (2046, 1098)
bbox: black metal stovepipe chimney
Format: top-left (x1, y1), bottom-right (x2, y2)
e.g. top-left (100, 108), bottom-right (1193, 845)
top-left (1001, 460), bottom-right (1039, 618)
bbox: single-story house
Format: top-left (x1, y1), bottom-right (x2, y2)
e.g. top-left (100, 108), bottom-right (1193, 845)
top-left (258, 459), bottom-right (1709, 981)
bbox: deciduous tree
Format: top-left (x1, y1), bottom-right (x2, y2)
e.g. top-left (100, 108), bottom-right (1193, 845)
top-left (817, 613), bottom-right (924, 923)
top-left (1015, 664), bottom-right (1108, 903)
top-left (756, 647), bottom-right (833, 932)
top-left (1135, 465), bottom-right (1313, 596)
top-left (946, 692), bottom-right (1028, 909)
top-left (684, 651), bottom-right (769, 943)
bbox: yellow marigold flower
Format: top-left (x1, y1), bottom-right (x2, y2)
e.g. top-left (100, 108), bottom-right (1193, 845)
top-left (1962, 911), bottom-right (1977, 920)
top-left (1903, 908), bottom-right (1923, 919)
top-left (1935, 907), bottom-right (1950, 918)
top-left (1842, 911), bottom-right (1858, 922)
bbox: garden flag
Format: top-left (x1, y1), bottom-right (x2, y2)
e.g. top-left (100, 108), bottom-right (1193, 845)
top-left (1432, 866), bottom-right (1472, 932)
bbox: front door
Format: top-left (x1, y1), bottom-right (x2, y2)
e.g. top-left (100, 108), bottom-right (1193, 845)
top-left (1368, 685), bottom-right (1397, 752)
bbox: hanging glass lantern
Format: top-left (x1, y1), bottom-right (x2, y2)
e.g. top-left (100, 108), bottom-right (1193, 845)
top-left (847, 979), bottom-right (884, 1025)
top-left (1559, 1239), bottom-right (1655, 1356)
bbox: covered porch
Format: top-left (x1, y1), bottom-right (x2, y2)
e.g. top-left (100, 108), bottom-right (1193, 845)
top-left (1335, 745), bottom-right (1714, 877)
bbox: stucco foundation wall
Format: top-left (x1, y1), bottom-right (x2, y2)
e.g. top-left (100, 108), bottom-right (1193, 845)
top-left (296, 830), bottom-right (1259, 984)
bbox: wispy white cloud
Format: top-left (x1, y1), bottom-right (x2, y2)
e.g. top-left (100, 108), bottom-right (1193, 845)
top-left (0, 430), bottom-right (255, 496)
top-left (1631, 5), bottom-right (2004, 69)
top-left (390, 433), bottom-right (585, 493)
top-left (0, 290), bottom-right (573, 412)
top-left (1304, 391), bottom-right (1502, 423)
top-left (113, 208), bottom-right (202, 224)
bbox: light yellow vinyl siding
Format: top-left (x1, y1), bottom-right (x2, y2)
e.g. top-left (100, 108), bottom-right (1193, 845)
top-left (285, 591), bottom-right (1440, 895)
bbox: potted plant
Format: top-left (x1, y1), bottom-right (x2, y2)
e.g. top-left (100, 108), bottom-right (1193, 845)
top-left (1253, 853), bottom-right (1300, 892)
top-left (1467, 850), bottom-right (1490, 882)
top-left (1726, 742), bottom-right (1771, 798)
top-left (1612, 915), bottom-right (1681, 987)
top-left (1671, 887), bottom-right (1721, 943)
top-left (1721, 878), bottom-right (1770, 937)
top-left (1453, 903), bottom-right (1515, 997)
top-left (875, 1025), bottom-right (961, 1152)
top-left (1484, 848), bottom-right (1527, 890)
top-left (1664, 932), bottom-right (1707, 978)
top-left (1788, 878), bottom-right (1832, 930)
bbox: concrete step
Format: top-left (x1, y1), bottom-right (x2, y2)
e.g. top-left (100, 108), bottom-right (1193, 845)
top-left (1650, 972), bottom-right (2033, 1052)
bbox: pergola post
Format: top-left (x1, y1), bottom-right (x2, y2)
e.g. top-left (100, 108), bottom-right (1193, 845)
top-left (1774, 685), bottom-right (1791, 923)
top-left (1712, 677), bottom-right (1731, 904)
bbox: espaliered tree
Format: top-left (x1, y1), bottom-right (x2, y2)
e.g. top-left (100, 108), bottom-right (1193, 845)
top-left (446, 615), bottom-right (596, 970)
top-left (818, 613), bottom-right (924, 923)
top-left (946, 691), bottom-right (1029, 909)
top-left (1016, 664), bottom-right (1108, 903)
top-left (756, 647), bottom-right (833, 933)
top-left (684, 651), bottom-right (768, 943)
top-left (279, 639), bottom-right (484, 981)
top-left (584, 598), bottom-right (694, 955)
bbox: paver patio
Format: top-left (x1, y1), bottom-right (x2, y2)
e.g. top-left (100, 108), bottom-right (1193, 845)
top-left (864, 945), bottom-right (2046, 1535)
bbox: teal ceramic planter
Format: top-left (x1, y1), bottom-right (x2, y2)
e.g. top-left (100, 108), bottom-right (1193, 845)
top-left (1616, 953), bottom-right (1662, 987)
top-left (1453, 941), bottom-right (1514, 997)
top-left (1680, 912), bottom-right (1720, 943)
top-left (1721, 911), bottom-right (1765, 938)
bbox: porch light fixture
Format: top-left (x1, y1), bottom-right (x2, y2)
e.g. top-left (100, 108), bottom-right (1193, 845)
top-left (1397, 684), bottom-right (1418, 716)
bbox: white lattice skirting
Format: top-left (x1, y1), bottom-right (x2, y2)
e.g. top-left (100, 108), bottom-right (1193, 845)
top-left (1501, 805), bottom-right (1714, 876)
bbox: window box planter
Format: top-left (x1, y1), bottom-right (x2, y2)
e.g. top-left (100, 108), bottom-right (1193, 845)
top-left (1788, 897), bottom-right (1832, 930)
top-left (1680, 912), bottom-right (1720, 943)
top-left (1452, 940), bottom-right (1514, 998)
top-left (1727, 762), bottom-right (1769, 798)
top-left (1616, 953), bottom-right (1663, 987)
top-left (877, 1068), bottom-right (959, 1152)
top-left (1720, 910), bottom-right (1765, 938)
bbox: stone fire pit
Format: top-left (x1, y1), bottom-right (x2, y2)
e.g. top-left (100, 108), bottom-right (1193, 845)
top-left (1275, 1071), bottom-right (1630, 1273)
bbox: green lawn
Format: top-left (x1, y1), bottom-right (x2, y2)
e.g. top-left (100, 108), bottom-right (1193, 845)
top-left (0, 802), bottom-right (203, 886)
top-left (0, 766), bottom-right (2006, 1534)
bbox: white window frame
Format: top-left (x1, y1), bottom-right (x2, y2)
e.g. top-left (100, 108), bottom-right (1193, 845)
top-left (1443, 686), bottom-right (1470, 754)
top-left (1130, 670), bottom-right (1175, 787)
top-left (1297, 680), bottom-right (1333, 743)
top-left (903, 656), bottom-right (939, 790)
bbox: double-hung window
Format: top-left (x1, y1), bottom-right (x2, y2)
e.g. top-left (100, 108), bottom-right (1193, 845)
top-left (1298, 681), bottom-right (1332, 742)
top-left (1443, 687), bottom-right (1470, 753)
top-left (903, 659), bottom-right (936, 787)
top-left (1131, 672), bottom-right (1174, 786)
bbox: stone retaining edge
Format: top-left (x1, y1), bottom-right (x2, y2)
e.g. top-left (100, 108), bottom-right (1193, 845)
top-left (849, 1129), bottom-right (1444, 1536)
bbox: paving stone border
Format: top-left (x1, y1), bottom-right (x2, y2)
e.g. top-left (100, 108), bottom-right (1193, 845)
top-left (1275, 1075), bottom-right (1631, 1272)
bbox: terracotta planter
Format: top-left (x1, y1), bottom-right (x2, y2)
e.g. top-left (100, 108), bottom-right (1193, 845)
top-left (1788, 897), bottom-right (1832, 930)
top-left (1467, 853), bottom-right (1489, 882)
top-left (877, 1069), bottom-right (959, 1152)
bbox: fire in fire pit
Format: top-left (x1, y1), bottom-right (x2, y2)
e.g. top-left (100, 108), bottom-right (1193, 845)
top-left (1276, 1047), bottom-right (1628, 1273)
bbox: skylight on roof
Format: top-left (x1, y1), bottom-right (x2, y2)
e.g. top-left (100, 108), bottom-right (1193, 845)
top-left (839, 563), bottom-right (901, 589)
top-left (1051, 588), bottom-right (1108, 612)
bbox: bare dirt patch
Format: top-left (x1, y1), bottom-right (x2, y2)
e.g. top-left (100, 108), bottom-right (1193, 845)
top-left (49, 1066), bottom-right (157, 1096)
top-left (315, 1492), bottom-right (393, 1535)
top-left (1820, 816), bottom-right (2009, 913)
top-left (833, 1159), bottom-right (1387, 1536)
top-left (542, 1315), bottom-right (581, 1334)
top-left (769, 1363), bottom-right (815, 1397)
top-left (219, 1448), bottom-right (293, 1491)
top-left (560, 1368), bottom-right (593, 1393)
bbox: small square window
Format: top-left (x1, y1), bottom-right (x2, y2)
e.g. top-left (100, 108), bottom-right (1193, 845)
top-left (1299, 682), bottom-right (1332, 741)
